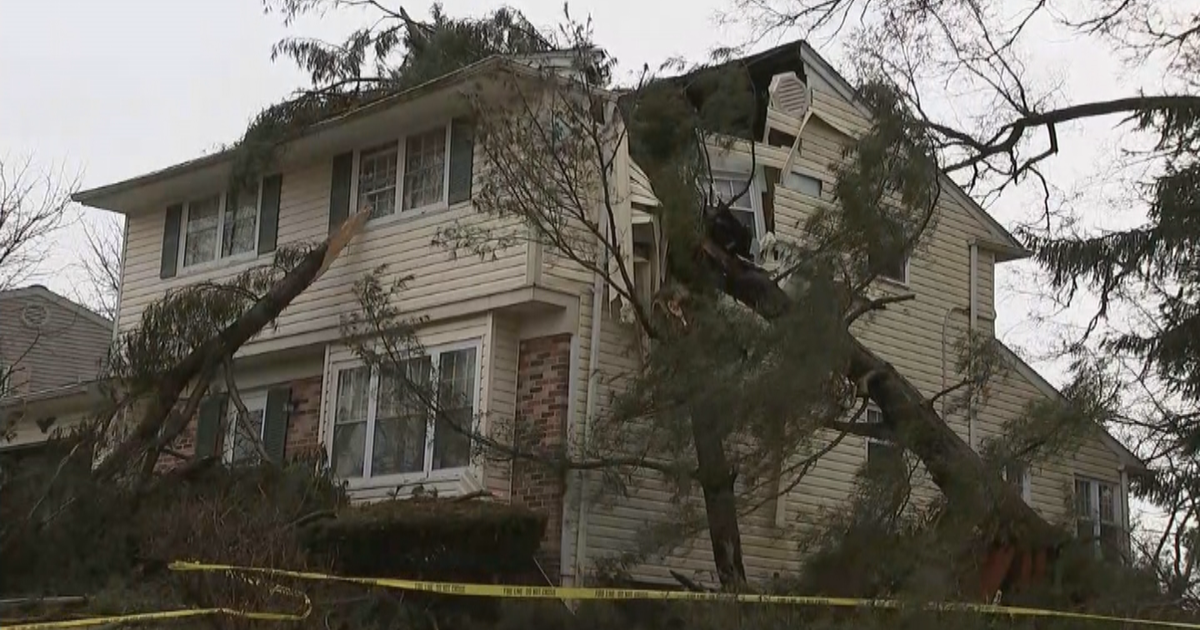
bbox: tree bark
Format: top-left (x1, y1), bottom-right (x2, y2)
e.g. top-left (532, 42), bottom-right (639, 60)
top-left (698, 234), bottom-right (1059, 543)
top-left (96, 213), bottom-right (368, 482)
top-left (691, 411), bottom-right (748, 588)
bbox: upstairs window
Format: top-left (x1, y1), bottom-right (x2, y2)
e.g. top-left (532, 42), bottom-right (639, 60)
top-left (1002, 461), bottom-right (1032, 503)
top-left (709, 175), bottom-right (759, 237)
top-left (783, 171), bottom-right (822, 198)
top-left (353, 125), bottom-right (452, 220)
top-left (183, 195), bottom-right (221, 267)
top-left (180, 185), bottom-right (260, 269)
top-left (1075, 477), bottom-right (1125, 559)
top-left (358, 143), bottom-right (400, 219)
top-left (403, 127), bottom-right (448, 210)
top-left (868, 245), bottom-right (910, 284)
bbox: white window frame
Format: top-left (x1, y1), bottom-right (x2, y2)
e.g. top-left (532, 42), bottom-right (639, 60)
top-left (325, 338), bottom-right (482, 490)
top-left (178, 183), bottom-right (263, 273)
top-left (223, 390), bottom-right (268, 465)
top-left (1002, 461), bottom-right (1032, 503)
top-left (709, 170), bottom-right (766, 255)
top-left (1075, 476), bottom-right (1124, 547)
top-left (783, 170), bottom-right (823, 198)
top-left (349, 122), bottom-right (454, 226)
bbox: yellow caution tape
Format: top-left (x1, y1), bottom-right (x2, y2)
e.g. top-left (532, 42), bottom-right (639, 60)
top-left (7, 573), bottom-right (311, 630)
top-left (169, 560), bottom-right (1200, 629)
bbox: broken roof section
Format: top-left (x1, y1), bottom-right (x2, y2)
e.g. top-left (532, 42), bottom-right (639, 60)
top-left (76, 37), bottom-right (1023, 261)
top-left (644, 39), bottom-right (1028, 262)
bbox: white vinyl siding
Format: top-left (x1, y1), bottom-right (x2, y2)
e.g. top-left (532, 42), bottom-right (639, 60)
top-left (559, 72), bottom-right (1135, 587)
top-left (116, 119), bottom-right (528, 353)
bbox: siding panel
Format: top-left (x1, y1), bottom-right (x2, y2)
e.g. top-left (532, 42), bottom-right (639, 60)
top-left (117, 154), bottom-right (529, 351)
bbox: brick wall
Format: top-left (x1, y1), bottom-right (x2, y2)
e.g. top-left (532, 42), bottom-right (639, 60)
top-left (155, 375), bottom-right (324, 471)
top-left (511, 333), bottom-right (571, 583)
top-left (284, 376), bottom-right (323, 461)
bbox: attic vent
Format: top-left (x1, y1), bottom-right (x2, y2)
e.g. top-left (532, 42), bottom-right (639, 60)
top-left (21, 303), bottom-right (49, 329)
top-left (768, 72), bottom-right (811, 119)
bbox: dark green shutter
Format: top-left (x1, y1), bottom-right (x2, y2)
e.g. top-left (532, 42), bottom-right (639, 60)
top-left (258, 174), bottom-right (282, 254)
top-left (194, 395), bottom-right (226, 459)
top-left (329, 152), bottom-right (354, 234)
top-left (262, 387), bottom-right (292, 464)
top-left (160, 204), bottom-right (183, 279)
top-left (447, 118), bottom-right (474, 204)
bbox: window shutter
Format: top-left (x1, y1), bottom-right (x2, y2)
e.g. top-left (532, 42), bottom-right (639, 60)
top-left (447, 118), bottom-right (474, 204)
top-left (194, 394), bottom-right (226, 459)
top-left (258, 174), bottom-right (283, 254)
top-left (329, 152), bottom-right (354, 234)
top-left (262, 386), bottom-right (292, 464)
top-left (160, 204), bottom-right (183, 279)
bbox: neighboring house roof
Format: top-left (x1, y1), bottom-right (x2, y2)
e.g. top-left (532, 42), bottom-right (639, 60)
top-left (997, 341), bottom-right (1148, 474)
top-left (0, 285), bottom-right (111, 398)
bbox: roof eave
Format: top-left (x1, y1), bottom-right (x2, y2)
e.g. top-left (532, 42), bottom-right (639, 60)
top-left (73, 55), bottom-right (515, 212)
top-left (996, 341), bottom-right (1149, 473)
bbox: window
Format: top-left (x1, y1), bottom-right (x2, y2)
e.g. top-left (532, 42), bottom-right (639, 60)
top-left (181, 187), bottom-right (260, 269)
top-left (863, 406), bottom-right (904, 472)
top-left (183, 195), bottom-right (221, 267)
top-left (223, 184), bottom-right (259, 258)
top-left (403, 127), bottom-right (448, 211)
top-left (783, 171), bottom-right (822, 198)
top-left (353, 125), bottom-right (452, 220)
top-left (1075, 477), bottom-right (1125, 558)
top-left (329, 343), bottom-right (478, 483)
top-left (225, 391), bottom-right (267, 466)
top-left (358, 143), bottom-right (399, 219)
top-left (1003, 461), bottom-right (1032, 502)
top-left (709, 175), bottom-right (759, 237)
top-left (869, 248), bottom-right (910, 284)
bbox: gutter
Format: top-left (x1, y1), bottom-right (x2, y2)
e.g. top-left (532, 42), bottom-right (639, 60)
top-left (0, 380), bottom-right (104, 409)
top-left (73, 55), bottom-right (517, 207)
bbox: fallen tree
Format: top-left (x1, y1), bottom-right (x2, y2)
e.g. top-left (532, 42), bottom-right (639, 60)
top-left (95, 211), bottom-right (369, 483)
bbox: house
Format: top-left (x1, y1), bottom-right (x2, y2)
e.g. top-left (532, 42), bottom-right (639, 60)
top-left (72, 40), bottom-right (1145, 588)
top-left (0, 285), bottom-right (111, 461)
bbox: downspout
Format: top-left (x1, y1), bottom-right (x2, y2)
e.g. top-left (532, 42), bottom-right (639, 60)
top-left (1120, 466), bottom-right (1131, 552)
top-left (574, 267), bottom-right (605, 585)
top-left (968, 242), bottom-right (979, 450)
top-left (111, 218), bottom-right (130, 343)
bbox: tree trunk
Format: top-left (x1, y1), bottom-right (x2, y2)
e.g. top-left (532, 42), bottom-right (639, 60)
top-left (697, 236), bottom-right (1058, 543)
top-left (691, 411), bottom-right (748, 588)
top-left (96, 213), bottom-right (368, 482)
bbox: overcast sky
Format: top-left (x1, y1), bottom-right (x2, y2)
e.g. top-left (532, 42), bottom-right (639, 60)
top-left (1, 0), bottom-right (1167, 392)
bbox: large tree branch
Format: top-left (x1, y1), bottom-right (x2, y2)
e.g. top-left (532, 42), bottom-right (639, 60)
top-left (696, 230), bottom-right (1060, 543)
top-left (95, 212), bottom-right (369, 482)
top-left (933, 95), bottom-right (1200, 174)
